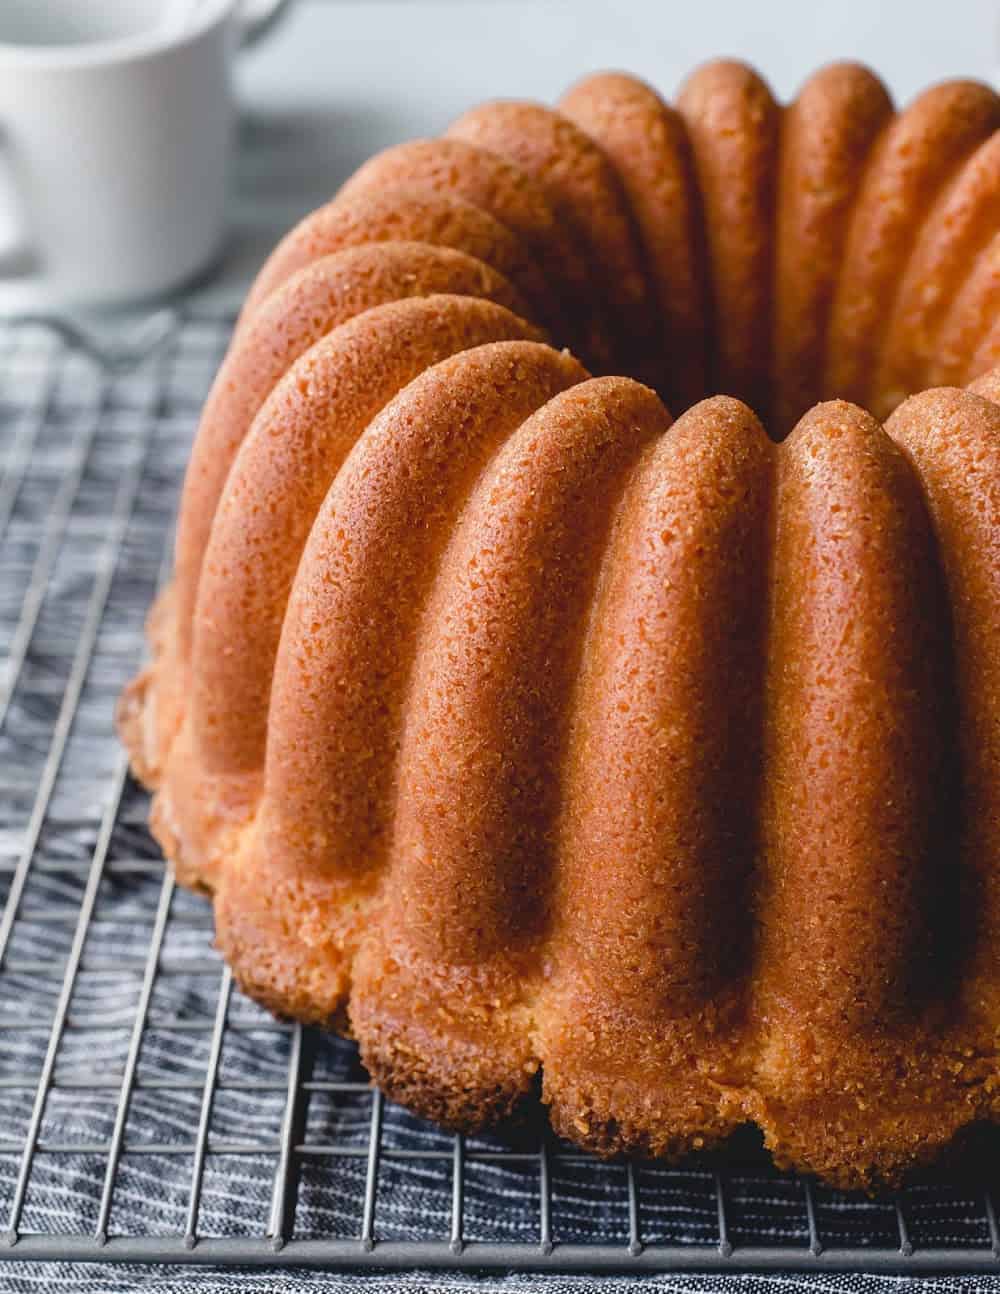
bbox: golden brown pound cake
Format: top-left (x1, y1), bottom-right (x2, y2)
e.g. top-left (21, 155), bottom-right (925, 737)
top-left (119, 58), bottom-right (1000, 1191)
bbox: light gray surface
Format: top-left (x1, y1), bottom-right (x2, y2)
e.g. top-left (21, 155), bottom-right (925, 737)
top-left (207, 0), bottom-right (1000, 308)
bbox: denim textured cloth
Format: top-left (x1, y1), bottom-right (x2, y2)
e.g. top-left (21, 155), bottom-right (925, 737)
top-left (0, 314), bottom-right (995, 1291)
top-left (6, 1271), bottom-right (1000, 1292)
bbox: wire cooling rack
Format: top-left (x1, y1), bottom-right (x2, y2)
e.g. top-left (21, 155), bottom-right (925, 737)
top-left (1, 310), bottom-right (999, 1275)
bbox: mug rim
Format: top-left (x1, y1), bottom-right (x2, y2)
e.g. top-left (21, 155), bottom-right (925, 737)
top-left (0, 0), bottom-right (236, 69)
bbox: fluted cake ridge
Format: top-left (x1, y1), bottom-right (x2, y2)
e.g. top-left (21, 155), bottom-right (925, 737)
top-left (119, 60), bottom-right (1000, 1189)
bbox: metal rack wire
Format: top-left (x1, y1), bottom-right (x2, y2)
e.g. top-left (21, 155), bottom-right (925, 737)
top-left (0, 308), bottom-right (999, 1273)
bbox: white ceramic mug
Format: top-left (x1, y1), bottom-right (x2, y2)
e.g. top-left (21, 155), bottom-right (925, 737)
top-left (0, 0), bottom-right (291, 310)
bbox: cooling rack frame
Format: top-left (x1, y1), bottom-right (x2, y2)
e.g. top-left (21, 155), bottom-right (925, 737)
top-left (0, 308), bottom-right (998, 1275)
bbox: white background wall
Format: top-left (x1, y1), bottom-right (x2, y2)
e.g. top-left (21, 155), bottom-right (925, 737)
top-left (215, 0), bottom-right (999, 301)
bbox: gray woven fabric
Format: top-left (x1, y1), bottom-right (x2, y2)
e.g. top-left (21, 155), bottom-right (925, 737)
top-left (0, 313), bottom-right (995, 1290)
top-left (5, 1269), bottom-right (1000, 1292)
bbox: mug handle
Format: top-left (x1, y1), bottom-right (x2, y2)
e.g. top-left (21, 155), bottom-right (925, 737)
top-left (236, 0), bottom-right (295, 49)
top-left (0, 131), bottom-right (37, 278)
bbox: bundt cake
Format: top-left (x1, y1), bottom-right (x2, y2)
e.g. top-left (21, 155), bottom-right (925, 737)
top-left (118, 59), bottom-right (1000, 1190)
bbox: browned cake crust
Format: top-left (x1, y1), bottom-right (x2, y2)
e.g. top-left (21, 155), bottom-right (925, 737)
top-left (967, 317), bottom-right (1000, 385)
top-left (215, 340), bottom-right (590, 1026)
top-left (131, 295), bottom-right (542, 891)
top-left (969, 362), bottom-right (1000, 403)
top-left (886, 388), bottom-right (1000, 1029)
top-left (337, 137), bottom-right (611, 366)
top-left (446, 100), bottom-right (655, 379)
top-left (676, 61), bottom-right (781, 420)
top-left (350, 376), bottom-right (671, 1133)
top-left (119, 59), bottom-right (1000, 1190)
top-left (558, 71), bottom-right (710, 411)
top-left (824, 79), bottom-right (1000, 413)
top-left (875, 132), bottom-right (1000, 409)
top-left (771, 63), bottom-right (893, 433)
top-left (931, 230), bottom-right (1000, 387)
top-left (750, 400), bottom-right (961, 1182)
top-left (538, 394), bottom-right (770, 1159)
top-left (169, 243), bottom-right (527, 681)
top-left (240, 188), bottom-right (558, 332)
